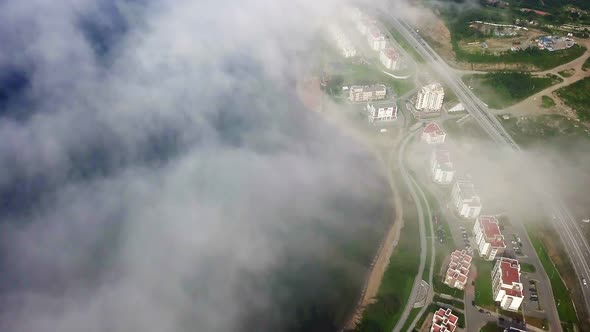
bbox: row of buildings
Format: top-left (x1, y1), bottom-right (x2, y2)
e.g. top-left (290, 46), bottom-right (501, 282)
top-left (420, 122), bottom-right (525, 313)
top-left (352, 9), bottom-right (403, 71)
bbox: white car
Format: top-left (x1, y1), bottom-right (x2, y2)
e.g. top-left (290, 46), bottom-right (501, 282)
top-left (583, 278), bottom-right (588, 286)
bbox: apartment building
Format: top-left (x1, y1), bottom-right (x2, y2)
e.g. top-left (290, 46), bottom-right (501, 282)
top-left (367, 102), bottom-right (397, 124)
top-left (430, 150), bottom-right (455, 185)
top-left (379, 47), bottom-right (401, 70)
top-left (492, 257), bottom-right (524, 311)
top-left (328, 25), bottom-right (357, 58)
top-left (367, 27), bottom-right (386, 51)
top-left (348, 84), bottom-right (386, 102)
top-left (421, 122), bottom-right (446, 144)
top-left (473, 215), bottom-right (506, 260)
top-left (451, 180), bottom-right (482, 219)
top-left (416, 83), bottom-right (445, 111)
top-left (430, 308), bottom-right (458, 332)
top-left (444, 250), bottom-right (472, 290)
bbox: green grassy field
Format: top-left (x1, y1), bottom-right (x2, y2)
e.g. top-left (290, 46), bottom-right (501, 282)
top-left (379, 19), bottom-right (425, 63)
top-left (474, 259), bottom-right (495, 308)
top-left (558, 68), bottom-right (575, 78)
top-left (462, 72), bottom-right (562, 109)
top-left (498, 114), bottom-right (589, 148)
top-left (583, 56), bottom-right (590, 71)
top-left (541, 95), bottom-right (556, 108)
top-left (325, 62), bottom-right (416, 98)
top-left (355, 176), bottom-right (421, 332)
top-left (556, 77), bottom-right (590, 121)
top-left (526, 224), bottom-right (578, 326)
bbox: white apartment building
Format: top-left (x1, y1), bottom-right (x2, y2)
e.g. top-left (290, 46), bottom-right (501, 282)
top-left (416, 83), bottom-right (445, 111)
top-left (348, 84), bottom-right (386, 102)
top-left (367, 102), bottom-right (397, 124)
top-left (421, 122), bottom-right (446, 144)
top-left (473, 216), bottom-right (506, 261)
top-left (430, 308), bottom-right (458, 332)
top-left (444, 250), bottom-right (472, 290)
top-left (430, 150), bottom-right (455, 185)
top-left (451, 180), bottom-right (482, 219)
top-left (379, 47), bottom-right (401, 70)
top-left (492, 257), bottom-right (524, 311)
top-left (367, 28), bottom-right (386, 51)
top-left (328, 25), bottom-right (357, 58)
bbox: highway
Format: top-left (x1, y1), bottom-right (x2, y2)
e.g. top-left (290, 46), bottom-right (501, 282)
top-left (384, 12), bottom-right (590, 316)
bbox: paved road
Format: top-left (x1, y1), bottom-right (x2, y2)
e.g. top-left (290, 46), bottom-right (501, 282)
top-left (382, 10), bottom-right (590, 320)
top-left (391, 127), bottom-right (429, 332)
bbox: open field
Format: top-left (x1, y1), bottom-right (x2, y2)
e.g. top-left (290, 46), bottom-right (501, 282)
top-left (520, 262), bottom-right (536, 273)
top-left (480, 322), bottom-right (502, 332)
top-left (474, 259), bottom-right (495, 308)
top-left (584, 56), bottom-right (590, 70)
top-left (462, 72), bottom-right (562, 109)
top-left (555, 76), bottom-right (590, 121)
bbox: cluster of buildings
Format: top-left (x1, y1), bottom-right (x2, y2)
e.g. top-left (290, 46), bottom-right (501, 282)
top-left (346, 84), bottom-right (397, 124)
top-left (328, 24), bottom-right (357, 58)
top-left (367, 102), bottom-right (398, 124)
top-left (351, 8), bottom-right (404, 71)
top-left (536, 35), bottom-right (576, 51)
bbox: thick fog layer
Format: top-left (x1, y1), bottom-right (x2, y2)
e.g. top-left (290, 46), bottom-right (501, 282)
top-left (0, 1), bottom-right (392, 332)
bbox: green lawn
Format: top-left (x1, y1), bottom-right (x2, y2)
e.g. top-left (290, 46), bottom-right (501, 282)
top-left (473, 258), bottom-right (495, 308)
top-left (558, 68), bottom-right (575, 78)
top-left (520, 262), bottom-right (536, 273)
top-left (480, 322), bottom-right (502, 332)
top-left (583, 56), bottom-right (590, 71)
top-left (498, 114), bottom-right (589, 149)
top-left (379, 19), bottom-right (425, 63)
top-left (542, 95), bottom-right (556, 108)
top-left (355, 178), bottom-right (422, 332)
top-left (463, 72), bottom-right (562, 109)
top-left (556, 77), bottom-right (590, 121)
top-left (526, 224), bottom-right (578, 325)
top-left (325, 62), bottom-right (416, 98)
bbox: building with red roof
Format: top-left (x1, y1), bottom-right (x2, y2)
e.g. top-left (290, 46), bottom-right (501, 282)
top-left (379, 47), bottom-right (401, 70)
top-left (444, 250), bottom-right (472, 290)
top-left (430, 308), bottom-right (458, 332)
top-left (421, 122), bottom-right (446, 144)
top-left (473, 215), bottom-right (506, 260)
top-left (492, 257), bottom-right (524, 311)
top-left (430, 149), bottom-right (455, 185)
top-left (367, 27), bottom-right (386, 51)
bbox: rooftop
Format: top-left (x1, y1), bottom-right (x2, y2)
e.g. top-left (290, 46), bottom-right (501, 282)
top-left (434, 150), bottom-right (453, 171)
top-left (382, 47), bottom-right (399, 59)
top-left (351, 84), bottom-right (386, 93)
top-left (422, 82), bottom-right (444, 94)
top-left (432, 308), bottom-right (458, 332)
top-left (479, 216), bottom-right (506, 248)
top-left (457, 181), bottom-right (477, 199)
top-left (423, 122), bottom-right (445, 137)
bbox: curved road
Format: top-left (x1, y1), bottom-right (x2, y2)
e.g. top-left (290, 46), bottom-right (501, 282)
top-left (391, 127), bottom-right (435, 332)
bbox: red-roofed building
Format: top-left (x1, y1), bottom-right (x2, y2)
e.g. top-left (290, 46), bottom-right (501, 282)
top-left (430, 308), bottom-right (458, 332)
top-left (430, 149), bottom-right (455, 184)
top-left (421, 122), bottom-right (446, 144)
top-left (444, 250), bottom-right (472, 290)
top-left (367, 27), bottom-right (386, 51)
top-left (473, 216), bottom-right (506, 260)
top-left (492, 257), bottom-right (524, 311)
top-left (379, 47), bottom-right (401, 70)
